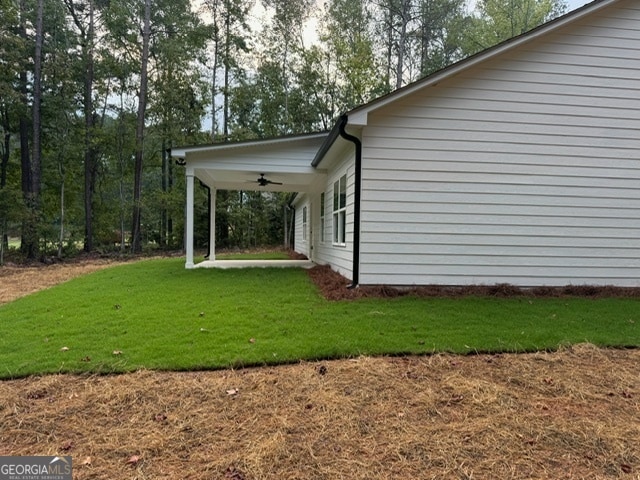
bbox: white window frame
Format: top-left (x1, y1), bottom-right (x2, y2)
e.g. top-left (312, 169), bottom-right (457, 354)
top-left (302, 205), bottom-right (308, 242)
top-left (320, 192), bottom-right (325, 243)
top-left (333, 174), bottom-right (347, 246)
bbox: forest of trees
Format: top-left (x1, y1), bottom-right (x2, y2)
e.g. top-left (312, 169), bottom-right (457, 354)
top-left (0, 0), bottom-right (566, 263)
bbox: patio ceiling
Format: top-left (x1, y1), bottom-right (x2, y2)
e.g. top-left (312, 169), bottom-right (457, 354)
top-left (172, 133), bottom-right (330, 193)
top-left (192, 168), bottom-right (325, 193)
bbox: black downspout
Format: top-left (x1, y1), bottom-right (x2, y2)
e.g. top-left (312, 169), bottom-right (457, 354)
top-left (338, 114), bottom-right (362, 289)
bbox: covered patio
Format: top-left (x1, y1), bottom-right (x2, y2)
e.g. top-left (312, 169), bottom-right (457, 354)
top-left (170, 133), bottom-right (329, 269)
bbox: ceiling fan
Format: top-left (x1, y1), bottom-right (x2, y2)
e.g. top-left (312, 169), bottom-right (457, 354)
top-left (253, 173), bottom-right (283, 187)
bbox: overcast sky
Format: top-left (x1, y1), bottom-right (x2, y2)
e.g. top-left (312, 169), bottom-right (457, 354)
top-left (566, 0), bottom-right (592, 11)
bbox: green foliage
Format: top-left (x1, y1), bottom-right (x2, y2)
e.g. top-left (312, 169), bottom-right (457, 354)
top-left (321, 0), bottom-right (387, 110)
top-left (214, 190), bottom-right (289, 249)
top-left (262, 0), bottom-right (314, 43)
top-left (1, 259), bottom-right (638, 378)
top-left (413, 0), bottom-right (470, 76)
top-left (0, 0), bottom-right (23, 112)
top-left (0, 0), bottom-right (568, 256)
top-left (204, 0), bottom-right (253, 140)
top-left (0, 185), bottom-right (24, 225)
top-left (462, 0), bottom-right (567, 54)
top-left (227, 0), bottom-right (323, 137)
top-left (0, 185), bottom-right (24, 263)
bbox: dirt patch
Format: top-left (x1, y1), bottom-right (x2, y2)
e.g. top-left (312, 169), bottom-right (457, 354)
top-left (1, 259), bottom-right (639, 478)
top-left (308, 264), bottom-right (640, 301)
top-left (0, 256), bottom-right (137, 305)
top-left (1, 345), bottom-right (638, 479)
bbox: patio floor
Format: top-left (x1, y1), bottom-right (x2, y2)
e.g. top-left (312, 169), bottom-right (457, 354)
top-left (194, 259), bottom-right (315, 269)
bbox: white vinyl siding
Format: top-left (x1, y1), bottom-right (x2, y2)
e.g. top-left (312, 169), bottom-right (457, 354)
top-left (359, 0), bottom-right (640, 286)
top-left (292, 199), bottom-right (310, 258)
top-left (312, 151), bottom-right (355, 280)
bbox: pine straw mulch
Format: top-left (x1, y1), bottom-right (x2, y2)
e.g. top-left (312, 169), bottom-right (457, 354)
top-left (1, 260), bottom-right (640, 479)
top-left (0, 346), bottom-right (638, 479)
top-left (307, 264), bottom-right (640, 301)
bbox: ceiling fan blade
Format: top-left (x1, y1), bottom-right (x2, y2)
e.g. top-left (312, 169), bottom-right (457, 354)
top-left (252, 174), bottom-right (283, 186)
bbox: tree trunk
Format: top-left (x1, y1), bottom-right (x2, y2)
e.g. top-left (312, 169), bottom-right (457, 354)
top-left (216, 190), bottom-right (229, 248)
top-left (1, 108), bottom-right (9, 189)
top-left (161, 138), bottom-right (168, 247)
top-left (131, 0), bottom-right (151, 253)
top-left (211, 50), bottom-right (219, 141)
top-left (0, 108), bottom-right (9, 263)
top-left (18, 0), bottom-right (30, 255)
top-left (167, 147), bottom-right (174, 242)
top-left (25, 0), bottom-right (44, 259)
top-left (223, 4), bottom-right (230, 140)
top-left (383, 2), bottom-right (395, 91)
top-left (83, 0), bottom-right (96, 252)
top-left (20, 0), bottom-right (43, 259)
top-left (28, 0), bottom-right (44, 258)
top-left (19, 111), bottom-right (30, 226)
top-left (117, 88), bottom-right (127, 252)
top-left (58, 169), bottom-right (65, 258)
top-left (419, 1), bottom-right (431, 75)
top-left (210, 0), bottom-right (220, 141)
top-left (395, 0), bottom-right (410, 89)
top-left (31, 0), bottom-right (43, 203)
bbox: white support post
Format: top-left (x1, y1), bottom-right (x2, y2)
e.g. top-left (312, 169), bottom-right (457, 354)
top-left (209, 187), bottom-right (216, 261)
top-left (185, 171), bottom-right (195, 268)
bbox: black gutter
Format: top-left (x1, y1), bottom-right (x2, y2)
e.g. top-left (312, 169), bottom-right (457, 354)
top-left (311, 120), bottom-right (342, 167)
top-left (337, 114), bottom-right (362, 289)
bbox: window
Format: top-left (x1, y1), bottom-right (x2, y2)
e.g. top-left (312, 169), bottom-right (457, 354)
top-left (333, 174), bottom-right (347, 245)
top-left (320, 192), bottom-right (325, 243)
top-left (302, 206), bottom-right (307, 241)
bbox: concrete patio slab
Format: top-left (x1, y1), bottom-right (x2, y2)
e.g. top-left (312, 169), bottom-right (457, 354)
top-left (194, 259), bottom-right (315, 269)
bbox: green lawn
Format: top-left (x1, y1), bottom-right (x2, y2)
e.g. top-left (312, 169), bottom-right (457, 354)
top-left (0, 258), bottom-right (638, 379)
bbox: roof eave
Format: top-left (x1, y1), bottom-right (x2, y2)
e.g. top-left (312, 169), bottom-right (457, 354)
top-left (174, 0), bottom-right (617, 169)
top-left (311, 115), bottom-right (347, 167)
top-left (171, 131), bottom-right (329, 159)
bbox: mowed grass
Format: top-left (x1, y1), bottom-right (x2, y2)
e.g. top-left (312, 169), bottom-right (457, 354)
top-left (0, 258), bottom-right (639, 379)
